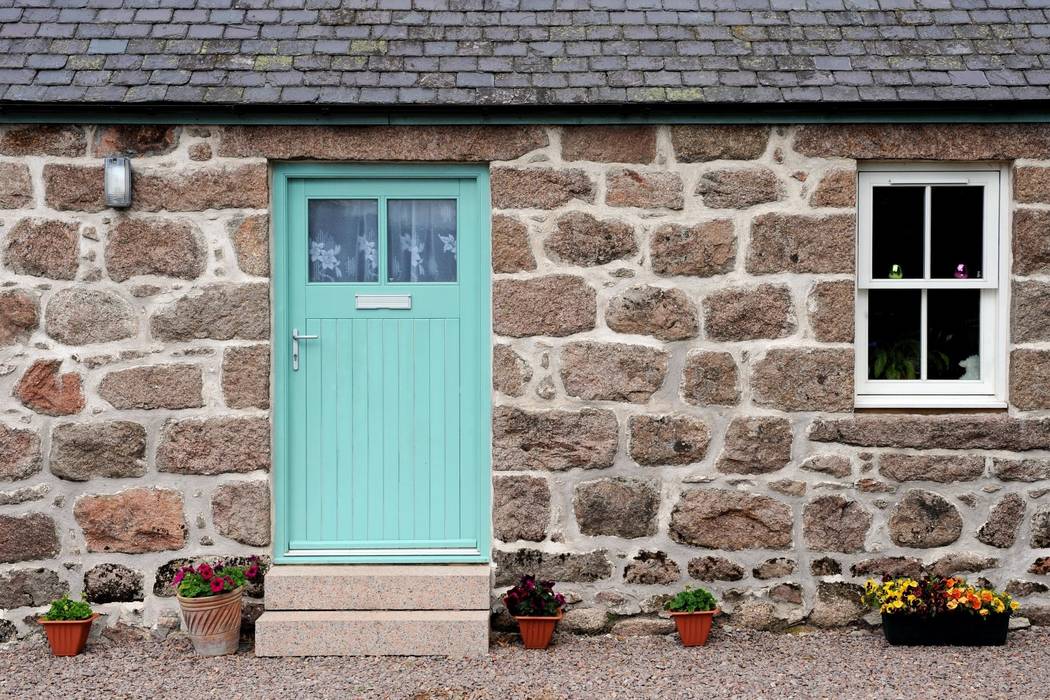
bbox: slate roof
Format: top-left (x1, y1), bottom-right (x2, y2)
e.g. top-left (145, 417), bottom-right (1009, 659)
top-left (0, 0), bottom-right (1049, 107)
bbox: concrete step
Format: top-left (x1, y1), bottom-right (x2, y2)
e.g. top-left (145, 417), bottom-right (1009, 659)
top-left (264, 564), bottom-right (491, 611)
top-left (254, 610), bottom-right (489, 657)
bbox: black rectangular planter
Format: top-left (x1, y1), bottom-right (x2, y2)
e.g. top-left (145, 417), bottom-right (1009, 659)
top-left (881, 612), bottom-right (1010, 646)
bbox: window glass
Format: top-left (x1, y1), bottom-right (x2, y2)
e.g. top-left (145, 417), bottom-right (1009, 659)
top-left (931, 186), bottom-right (983, 280)
top-left (927, 289), bottom-right (981, 380)
top-left (871, 186), bottom-right (924, 280)
top-left (308, 199), bottom-right (379, 283)
top-left (387, 199), bottom-right (457, 283)
top-left (868, 289), bottom-right (921, 380)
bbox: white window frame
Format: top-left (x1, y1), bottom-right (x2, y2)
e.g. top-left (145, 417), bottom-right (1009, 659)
top-left (855, 163), bottom-right (1009, 409)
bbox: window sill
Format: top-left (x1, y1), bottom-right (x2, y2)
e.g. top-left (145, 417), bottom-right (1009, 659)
top-left (854, 395), bottom-right (1008, 410)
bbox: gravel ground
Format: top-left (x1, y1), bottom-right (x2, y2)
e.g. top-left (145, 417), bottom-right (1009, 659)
top-left (3, 626), bottom-right (1049, 700)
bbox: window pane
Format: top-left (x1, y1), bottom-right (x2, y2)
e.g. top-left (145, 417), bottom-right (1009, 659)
top-left (872, 186), bottom-right (924, 280)
top-left (387, 199), bottom-right (457, 283)
top-left (928, 289), bottom-right (981, 380)
top-left (308, 199), bottom-right (379, 283)
top-left (868, 289), bottom-right (921, 380)
top-left (931, 186), bottom-right (984, 280)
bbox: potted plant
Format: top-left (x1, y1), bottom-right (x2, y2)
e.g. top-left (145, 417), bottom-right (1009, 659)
top-left (665, 586), bottom-right (719, 647)
top-left (502, 575), bottom-right (565, 650)
top-left (38, 595), bottom-right (99, 657)
top-left (173, 556), bottom-right (263, 656)
top-left (862, 575), bottom-right (1018, 646)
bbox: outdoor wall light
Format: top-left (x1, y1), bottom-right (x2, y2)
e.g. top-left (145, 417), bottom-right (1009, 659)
top-left (104, 156), bottom-right (131, 208)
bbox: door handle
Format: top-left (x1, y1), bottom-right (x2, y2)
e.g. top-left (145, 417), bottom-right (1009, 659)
top-left (291, 328), bottom-right (318, 371)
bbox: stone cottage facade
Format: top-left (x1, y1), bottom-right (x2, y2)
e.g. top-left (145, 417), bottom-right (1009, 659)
top-left (4, 121), bottom-right (1050, 638)
top-left (2, 2), bottom-right (1050, 647)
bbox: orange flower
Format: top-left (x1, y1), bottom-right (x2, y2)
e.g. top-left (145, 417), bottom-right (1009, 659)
top-left (971, 598), bottom-right (982, 610)
top-left (981, 590), bottom-right (994, 603)
top-left (946, 578), bottom-right (956, 588)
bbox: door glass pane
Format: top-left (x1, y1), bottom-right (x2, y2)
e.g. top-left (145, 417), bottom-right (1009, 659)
top-left (868, 289), bottom-right (921, 380)
top-left (931, 186), bottom-right (984, 280)
top-left (308, 199), bottom-right (379, 283)
top-left (872, 186), bottom-right (924, 280)
top-left (928, 289), bottom-right (981, 380)
top-left (387, 199), bottom-right (457, 283)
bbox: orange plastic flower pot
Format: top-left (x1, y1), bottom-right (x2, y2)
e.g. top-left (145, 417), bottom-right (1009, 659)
top-left (39, 613), bottom-right (99, 657)
top-left (671, 609), bottom-right (718, 647)
top-left (514, 610), bottom-right (563, 650)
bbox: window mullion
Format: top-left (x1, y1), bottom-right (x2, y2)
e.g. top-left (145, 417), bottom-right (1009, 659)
top-left (920, 185), bottom-right (931, 381)
top-left (920, 289), bottom-right (928, 381)
top-left (923, 185), bottom-right (931, 279)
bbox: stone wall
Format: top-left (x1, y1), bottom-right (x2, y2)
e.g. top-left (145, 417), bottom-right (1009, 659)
top-left (2, 122), bottom-right (1050, 640)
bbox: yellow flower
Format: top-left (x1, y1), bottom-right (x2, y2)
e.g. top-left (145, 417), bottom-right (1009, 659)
top-left (992, 600), bottom-right (1005, 614)
top-left (981, 590), bottom-right (994, 603)
top-left (1011, 601), bottom-right (1020, 611)
top-left (980, 608), bottom-right (989, 616)
top-left (946, 600), bottom-right (958, 610)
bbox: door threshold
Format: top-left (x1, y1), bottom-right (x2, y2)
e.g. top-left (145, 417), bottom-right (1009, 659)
top-left (284, 548), bottom-right (482, 557)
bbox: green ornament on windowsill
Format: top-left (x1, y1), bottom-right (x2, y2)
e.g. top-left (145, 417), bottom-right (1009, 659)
top-left (888, 264), bottom-right (903, 279)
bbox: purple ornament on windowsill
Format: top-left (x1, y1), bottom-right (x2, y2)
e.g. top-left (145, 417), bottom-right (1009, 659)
top-left (954, 263), bottom-right (969, 279)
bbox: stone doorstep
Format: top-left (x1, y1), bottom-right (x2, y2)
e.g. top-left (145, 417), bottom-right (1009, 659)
top-left (264, 564), bottom-right (492, 611)
top-left (254, 610), bottom-right (490, 657)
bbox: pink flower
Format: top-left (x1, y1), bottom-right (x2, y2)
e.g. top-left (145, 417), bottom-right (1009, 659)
top-left (173, 570), bottom-right (185, 585)
top-left (245, 564), bottom-right (259, 580)
top-left (197, 563), bottom-right (213, 580)
top-left (210, 578), bottom-right (225, 594)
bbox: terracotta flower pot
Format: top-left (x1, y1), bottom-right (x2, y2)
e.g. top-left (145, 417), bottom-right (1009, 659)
top-left (177, 586), bottom-right (244, 656)
top-left (39, 613), bottom-right (99, 657)
top-left (514, 609), bottom-right (563, 650)
top-left (671, 609), bottom-right (718, 647)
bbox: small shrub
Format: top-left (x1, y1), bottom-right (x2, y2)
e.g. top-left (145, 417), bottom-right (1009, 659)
top-left (665, 586), bottom-right (717, 613)
top-left (173, 556), bottom-right (264, 599)
top-left (42, 596), bottom-right (93, 621)
top-left (502, 575), bottom-right (565, 617)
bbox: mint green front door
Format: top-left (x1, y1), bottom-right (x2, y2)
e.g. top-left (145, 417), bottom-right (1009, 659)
top-left (273, 164), bottom-right (491, 563)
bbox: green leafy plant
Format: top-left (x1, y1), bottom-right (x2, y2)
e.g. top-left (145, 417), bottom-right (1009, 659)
top-left (664, 586), bottom-right (717, 613)
top-left (42, 595), bottom-right (93, 621)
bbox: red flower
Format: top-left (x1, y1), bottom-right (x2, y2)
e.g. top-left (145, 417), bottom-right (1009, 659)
top-left (210, 577), bottom-right (225, 594)
top-left (197, 563), bottom-right (213, 580)
top-left (245, 564), bottom-right (259, 580)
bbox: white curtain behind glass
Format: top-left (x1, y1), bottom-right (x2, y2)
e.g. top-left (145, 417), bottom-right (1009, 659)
top-left (387, 199), bottom-right (457, 283)
top-left (308, 199), bottom-right (379, 283)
